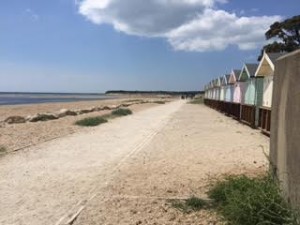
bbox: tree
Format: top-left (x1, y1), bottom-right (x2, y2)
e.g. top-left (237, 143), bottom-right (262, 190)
top-left (258, 15), bottom-right (300, 61)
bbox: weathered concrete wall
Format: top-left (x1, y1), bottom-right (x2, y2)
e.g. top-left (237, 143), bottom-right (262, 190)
top-left (270, 49), bottom-right (300, 208)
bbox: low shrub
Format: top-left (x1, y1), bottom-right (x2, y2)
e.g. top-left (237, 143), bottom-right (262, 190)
top-left (75, 116), bottom-right (108, 127)
top-left (208, 175), bottom-right (299, 225)
top-left (111, 108), bottom-right (132, 117)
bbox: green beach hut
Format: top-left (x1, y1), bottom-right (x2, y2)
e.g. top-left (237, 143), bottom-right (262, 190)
top-left (238, 63), bottom-right (262, 127)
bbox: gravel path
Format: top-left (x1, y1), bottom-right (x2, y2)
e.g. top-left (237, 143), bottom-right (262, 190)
top-left (0, 101), bottom-right (269, 225)
top-left (0, 101), bottom-right (184, 225)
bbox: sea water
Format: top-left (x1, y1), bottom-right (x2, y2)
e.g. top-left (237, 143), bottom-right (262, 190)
top-left (0, 92), bottom-right (115, 105)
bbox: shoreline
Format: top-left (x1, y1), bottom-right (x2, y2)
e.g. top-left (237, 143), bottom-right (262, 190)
top-left (0, 96), bottom-right (175, 153)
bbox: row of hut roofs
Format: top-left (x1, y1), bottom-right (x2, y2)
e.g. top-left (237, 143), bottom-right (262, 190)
top-left (204, 51), bottom-right (285, 135)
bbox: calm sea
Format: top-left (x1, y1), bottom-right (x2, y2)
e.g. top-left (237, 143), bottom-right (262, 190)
top-left (0, 92), bottom-right (116, 106)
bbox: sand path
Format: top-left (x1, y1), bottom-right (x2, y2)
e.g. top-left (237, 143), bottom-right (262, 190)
top-left (0, 101), bottom-right (269, 225)
top-left (0, 101), bottom-right (184, 225)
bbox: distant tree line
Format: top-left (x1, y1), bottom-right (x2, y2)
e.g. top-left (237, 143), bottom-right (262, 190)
top-left (105, 90), bottom-right (204, 96)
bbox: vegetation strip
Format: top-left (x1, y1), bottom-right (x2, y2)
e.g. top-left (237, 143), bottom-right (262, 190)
top-left (208, 175), bottom-right (299, 225)
top-left (75, 108), bottom-right (133, 127)
top-left (169, 174), bottom-right (299, 224)
top-left (189, 97), bottom-right (204, 104)
top-left (75, 116), bottom-right (108, 127)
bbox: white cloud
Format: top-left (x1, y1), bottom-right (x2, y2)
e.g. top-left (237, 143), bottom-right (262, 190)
top-left (77, 0), bottom-right (282, 52)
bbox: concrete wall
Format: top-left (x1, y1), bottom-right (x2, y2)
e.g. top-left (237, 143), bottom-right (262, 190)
top-left (270, 49), bottom-right (300, 209)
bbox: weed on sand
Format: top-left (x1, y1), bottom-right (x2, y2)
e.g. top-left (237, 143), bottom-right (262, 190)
top-left (75, 116), bottom-right (108, 127)
top-left (0, 146), bottom-right (7, 154)
top-left (208, 175), bottom-right (299, 225)
top-left (153, 101), bottom-right (166, 104)
top-left (111, 108), bottom-right (132, 117)
top-left (170, 197), bottom-right (209, 213)
top-left (189, 97), bottom-right (204, 104)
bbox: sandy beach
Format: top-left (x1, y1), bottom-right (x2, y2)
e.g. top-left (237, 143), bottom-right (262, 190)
top-left (0, 101), bottom-right (269, 225)
top-left (0, 96), bottom-right (172, 152)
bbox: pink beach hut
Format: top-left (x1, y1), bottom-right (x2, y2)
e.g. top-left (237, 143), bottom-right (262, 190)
top-left (224, 74), bottom-right (231, 102)
top-left (229, 70), bottom-right (241, 103)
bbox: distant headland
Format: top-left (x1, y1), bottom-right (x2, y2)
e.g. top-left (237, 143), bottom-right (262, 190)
top-left (105, 90), bottom-right (204, 96)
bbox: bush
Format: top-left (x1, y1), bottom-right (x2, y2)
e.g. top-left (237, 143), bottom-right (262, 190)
top-left (75, 116), bottom-right (108, 127)
top-left (208, 175), bottom-right (299, 225)
top-left (111, 108), bottom-right (132, 117)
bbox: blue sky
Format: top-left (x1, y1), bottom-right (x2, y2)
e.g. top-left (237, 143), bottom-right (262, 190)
top-left (0, 0), bottom-right (299, 93)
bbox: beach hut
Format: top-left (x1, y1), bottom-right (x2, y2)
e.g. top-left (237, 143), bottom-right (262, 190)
top-left (227, 69), bottom-right (241, 119)
top-left (219, 76), bottom-right (226, 102)
top-left (224, 74), bottom-right (231, 102)
top-left (255, 52), bottom-right (285, 134)
top-left (238, 63), bottom-right (262, 127)
top-left (212, 79), bottom-right (217, 100)
top-left (215, 77), bottom-right (221, 101)
top-left (206, 82), bottom-right (211, 100)
top-left (229, 70), bottom-right (241, 100)
top-left (220, 74), bottom-right (231, 115)
top-left (205, 84), bottom-right (209, 99)
top-left (205, 80), bottom-right (215, 107)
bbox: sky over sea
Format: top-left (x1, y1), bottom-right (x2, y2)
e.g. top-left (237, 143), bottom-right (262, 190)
top-left (0, 0), bottom-right (299, 93)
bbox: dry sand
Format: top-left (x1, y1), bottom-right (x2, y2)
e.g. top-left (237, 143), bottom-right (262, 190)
top-left (0, 101), bottom-right (269, 225)
top-left (0, 97), bottom-right (169, 152)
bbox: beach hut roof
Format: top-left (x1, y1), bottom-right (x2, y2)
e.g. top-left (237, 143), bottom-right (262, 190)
top-left (221, 74), bottom-right (230, 86)
top-left (220, 76), bottom-right (224, 84)
top-left (255, 52), bottom-right (286, 77)
top-left (228, 69), bottom-right (241, 84)
top-left (215, 77), bottom-right (222, 87)
top-left (269, 52), bottom-right (286, 64)
top-left (238, 63), bottom-right (258, 81)
top-left (225, 74), bottom-right (231, 82)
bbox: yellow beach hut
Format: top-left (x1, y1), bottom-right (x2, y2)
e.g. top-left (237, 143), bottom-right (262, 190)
top-left (255, 52), bottom-right (285, 134)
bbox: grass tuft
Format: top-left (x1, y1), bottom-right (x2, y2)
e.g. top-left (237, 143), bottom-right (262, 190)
top-left (170, 197), bottom-right (208, 213)
top-left (153, 100), bottom-right (166, 104)
top-left (0, 146), bottom-right (7, 154)
top-left (111, 108), bottom-right (132, 117)
top-left (75, 116), bottom-right (108, 127)
top-left (208, 175), bottom-right (299, 225)
top-left (189, 97), bottom-right (204, 104)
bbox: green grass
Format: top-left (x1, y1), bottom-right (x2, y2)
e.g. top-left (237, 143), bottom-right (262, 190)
top-left (189, 97), bottom-right (204, 104)
top-left (75, 108), bottom-right (133, 127)
top-left (111, 108), bottom-right (132, 117)
top-left (207, 175), bottom-right (299, 225)
top-left (75, 116), bottom-right (108, 127)
top-left (170, 197), bottom-right (208, 213)
top-left (124, 99), bottom-right (140, 102)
